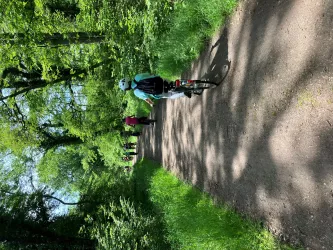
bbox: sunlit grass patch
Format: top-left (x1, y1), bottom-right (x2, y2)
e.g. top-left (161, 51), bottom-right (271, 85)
top-left (154, 0), bottom-right (237, 79)
top-left (134, 159), bottom-right (297, 250)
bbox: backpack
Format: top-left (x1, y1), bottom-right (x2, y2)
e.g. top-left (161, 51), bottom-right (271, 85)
top-left (133, 76), bottom-right (164, 95)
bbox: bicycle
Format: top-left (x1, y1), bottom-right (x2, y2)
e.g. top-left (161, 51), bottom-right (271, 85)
top-left (165, 79), bottom-right (219, 95)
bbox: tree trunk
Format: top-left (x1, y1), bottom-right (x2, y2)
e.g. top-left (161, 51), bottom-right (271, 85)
top-left (1, 67), bottom-right (42, 84)
top-left (40, 134), bottom-right (84, 151)
top-left (0, 32), bottom-right (106, 47)
top-left (0, 58), bottom-right (113, 101)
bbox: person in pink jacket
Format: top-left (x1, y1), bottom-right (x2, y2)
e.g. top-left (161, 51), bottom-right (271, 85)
top-left (123, 116), bottom-right (156, 126)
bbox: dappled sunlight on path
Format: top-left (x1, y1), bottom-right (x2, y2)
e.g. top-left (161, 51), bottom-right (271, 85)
top-left (138, 0), bottom-right (333, 249)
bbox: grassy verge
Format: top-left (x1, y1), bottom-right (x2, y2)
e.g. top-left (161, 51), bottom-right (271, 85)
top-left (133, 159), bottom-right (297, 250)
top-left (153, 0), bottom-right (237, 79)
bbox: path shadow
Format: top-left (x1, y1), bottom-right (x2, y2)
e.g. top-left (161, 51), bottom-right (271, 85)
top-left (138, 0), bottom-right (333, 249)
top-left (182, 27), bottom-right (231, 84)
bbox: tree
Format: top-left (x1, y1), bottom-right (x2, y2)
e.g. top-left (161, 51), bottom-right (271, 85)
top-left (46, 0), bottom-right (81, 20)
top-left (0, 198), bottom-right (95, 249)
top-left (0, 171), bottom-right (96, 249)
top-left (0, 32), bottom-right (106, 47)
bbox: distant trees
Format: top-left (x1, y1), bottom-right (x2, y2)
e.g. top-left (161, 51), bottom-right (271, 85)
top-left (0, 0), bottom-right (168, 248)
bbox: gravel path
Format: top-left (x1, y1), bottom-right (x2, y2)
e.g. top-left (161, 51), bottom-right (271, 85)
top-left (138, 0), bottom-right (333, 248)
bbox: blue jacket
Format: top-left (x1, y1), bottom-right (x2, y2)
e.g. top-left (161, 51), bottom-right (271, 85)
top-left (131, 73), bottom-right (162, 100)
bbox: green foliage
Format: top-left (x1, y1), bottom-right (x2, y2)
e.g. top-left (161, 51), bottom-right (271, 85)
top-left (82, 197), bottom-right (160, 250)
top-left (0, 0), bottom-right (168, 171)
top-left (37, 147), bottom-right (85, 192)
top-left (154, 0), bottom-right (237, 79)
top-left (0, 124), bottom-right (38, 156)
top-left (133, 159), bottom-right (297, 250)
top-left (124, 91), bottom-right (152, 117)
top-left (93, 133), bottom-right (124, 167)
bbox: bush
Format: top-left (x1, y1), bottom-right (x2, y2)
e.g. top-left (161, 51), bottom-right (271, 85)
top-left (82, 197), bottom-right (162, 250)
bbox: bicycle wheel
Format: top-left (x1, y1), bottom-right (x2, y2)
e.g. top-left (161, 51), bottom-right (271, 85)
top-left (173, 79), bottom-right (217, 93)
top-left (193, 80), bottom-right (218, 89)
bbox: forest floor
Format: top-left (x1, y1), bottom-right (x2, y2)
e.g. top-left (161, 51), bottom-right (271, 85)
top-left (138, 0), bottom-right (333, 249)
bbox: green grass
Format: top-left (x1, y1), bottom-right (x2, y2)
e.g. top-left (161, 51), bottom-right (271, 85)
top-left (153, 0), bottom-right (237, 79)
top-left (133, 159), bottom-right (297, 250)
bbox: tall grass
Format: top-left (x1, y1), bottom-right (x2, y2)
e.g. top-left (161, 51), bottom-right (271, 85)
top-left (153, 0), bottom-right (237, 79)
top-left (134, 159), bottom-right (297, 250)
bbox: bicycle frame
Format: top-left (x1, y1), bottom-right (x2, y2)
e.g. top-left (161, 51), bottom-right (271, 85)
top-left (174, 79), bottom-right (196, 88)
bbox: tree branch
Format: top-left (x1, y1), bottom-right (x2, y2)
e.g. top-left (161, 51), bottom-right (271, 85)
top-left (43, 194), bottom-right (90, 206)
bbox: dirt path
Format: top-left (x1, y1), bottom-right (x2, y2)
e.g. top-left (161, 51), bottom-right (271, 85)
top-left (138, 0), bottom-right (333, 249)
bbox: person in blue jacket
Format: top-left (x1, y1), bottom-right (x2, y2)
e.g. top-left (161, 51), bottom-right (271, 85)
top-left (118, 73), bottom-right (190, 107)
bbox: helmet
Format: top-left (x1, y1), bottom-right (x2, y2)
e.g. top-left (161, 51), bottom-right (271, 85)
top-left (119, 78), bottom-right (131, 91)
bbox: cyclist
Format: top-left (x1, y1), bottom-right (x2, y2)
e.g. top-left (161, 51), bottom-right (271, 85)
top-left (118, 73), bottom-right (191, 107)
top-left (123, 115), bottom-right (156, 126)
